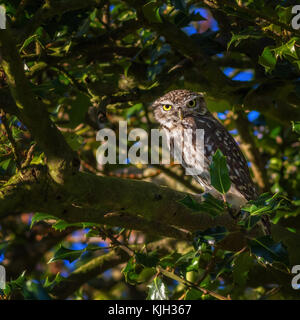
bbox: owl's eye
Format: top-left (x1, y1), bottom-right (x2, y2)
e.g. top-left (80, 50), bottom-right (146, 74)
top-left (187, 99), bottom-right (197, 108)
top-left (163, 104), bottom-right (172, 111)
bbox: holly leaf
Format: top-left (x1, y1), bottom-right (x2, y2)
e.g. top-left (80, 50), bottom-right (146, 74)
top-left (135, 252), bottom-right (159, 268)
top-left (52, 220), bottom-right (97, 231)
top-left (22, 280), bottom-right (51, 300)
top-left (232, 252), bottom-right (254, 286)
top-left (178, 194), bottom-right (224, 218)
top-left (62, 132), bottom-right (84, 151)
top-left (210, 149), bottom-right (231, 194)
top-left (122, 257), bottom-right (141, 285)
top-left (228, 30), bottom-right (262, 49)
top-left (30, 212), bottom-right (57, 228)
top-left (193, 227), bottom-right (228, 248)
top-left (178, 195), bottom-right (205, 211)
top-left (147, 277), bottom-right (169, 300)
top-left (238, 213), bottom-right (262, 231)
top-left (292, 121), bottom-right (300, 135)
top-left (249, 236), bottom-right (289, 265)
top-left (184, 288), bottom-right (203, 300)
top-left (142, 1), bottom-right (162, 23)
top-left (48, 245), bottom-right (83, 263)
top-left (259, 47), bottom-right (277, 73)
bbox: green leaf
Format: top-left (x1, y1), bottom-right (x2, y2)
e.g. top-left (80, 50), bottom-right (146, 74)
top-left (273, 38), bottom-right (299, 60)
top-left (292, 121), bottom-right (300, 134)
top-left (205, 97), bottom-right (230, 113)
top-left (52, 219), bottom-right (97, 231)
top-left (227, 30), bottom-right (262, 49)
top-left (232, 252), bottom-right (254, 287)
top-left (238, 213), bottom-right (262, 231)
top-left (142, 1), bottom-right (162, 23)
top-left (258, 47), bottom-right (277, 73)
top-left (22, 280), bottom-right (51, 300)
top-left (184, 288), bottom-right (203, 300)
top-left (249, 236), bottom-right (289, 265)
top-left (19, 34), bottom-right (39, 53)
top-left (174, 250), bottom-right (197, 272)
top-left (276, 5), bottom-right (293, 24)
top-left (210, 149), bottom-right (231, 194)
top-left (68, 93), bottom-right (91, 128)
top-left (178, 195), bottom-right (204, 211)
top-left (3, 271), bottom-right (26, 296)
top-left (159, 252), bottom-right (183, 269)
top-left (147, 277), bottom-right (169, 300)
top-left (193, 227), bottom-right (228, 248)
top-left (48, 245), bottom-right (83, 263)
top-left (30, 152), bottom-right (45, 165)
top-left (135, 252), bottom-right (159, 268)
top-left (86, 229), bottom-right (100, 238)
top-left (178, 194), bottom-right (224, 218)
top-left (62, 132), bottom-right (84, 151)
top-left (241, 192), bottom-right (291, 217)
top-left (43, 273), bottom-right (63, 290)
top-left (0, 158), bottom-right (11, 171)
top-left (30, 212), bottom-right (57, 228)
top-left (122, 257), bottom-right (140, 285)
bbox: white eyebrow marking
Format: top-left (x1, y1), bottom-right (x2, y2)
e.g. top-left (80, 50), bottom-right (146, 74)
top-left (159, 100), bottom-right (175, 106)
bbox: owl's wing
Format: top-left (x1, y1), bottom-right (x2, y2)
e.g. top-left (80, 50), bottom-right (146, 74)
top-left (188, 115), bottom-right (258, 201)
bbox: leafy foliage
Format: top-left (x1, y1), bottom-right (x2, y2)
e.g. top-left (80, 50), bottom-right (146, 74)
top-left (209, 149), bottom-right (231, 195)
top-left (0, 0), bottom-right (299, 301)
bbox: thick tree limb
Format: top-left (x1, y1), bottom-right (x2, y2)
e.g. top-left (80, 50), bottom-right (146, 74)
top-left (50, 248), bottom-right (130, 299)
top-left (0, 27), bottom-right (79, 183)
top-left (0, 164), bottom-right (263, 251)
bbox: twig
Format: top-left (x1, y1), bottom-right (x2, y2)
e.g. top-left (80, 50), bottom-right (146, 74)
top-left (22, 143), bottom-right (37, 168)
top-left (98, 228), bottom-right (135, 257)
top-left (157, 266), bottom-right (231, 300)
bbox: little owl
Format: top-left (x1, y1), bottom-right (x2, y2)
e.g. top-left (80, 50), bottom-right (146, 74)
top-left (152, 89), bottom-right (269, 233)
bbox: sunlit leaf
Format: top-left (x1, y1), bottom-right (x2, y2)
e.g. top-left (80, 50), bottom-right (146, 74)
top-left (48, 245), bottom-right (83, 263)
top-left (210, 149), bottom-right (231, 194)
top-left (147, 277), bottom-right (169, 300)
top-left (142, 1), bottom-right (162, 23)
top-left (259, 47), bottom-right (277, 73)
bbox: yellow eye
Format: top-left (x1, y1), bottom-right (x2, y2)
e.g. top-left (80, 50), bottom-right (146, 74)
top-left (163, 104), bottom-right (172, 111)
top-left (187, 99), bottom-right (196, 108)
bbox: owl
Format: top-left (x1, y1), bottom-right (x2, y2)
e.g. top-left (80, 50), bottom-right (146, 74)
top-left (152, 89), bottom-right (267, 227)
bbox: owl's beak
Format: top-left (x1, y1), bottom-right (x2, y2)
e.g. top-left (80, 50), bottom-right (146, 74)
top-left (178, 108), bottom-right (183, 120)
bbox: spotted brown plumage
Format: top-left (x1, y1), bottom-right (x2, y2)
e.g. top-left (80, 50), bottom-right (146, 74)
top-left (152, 89), bottom-right (270, 234)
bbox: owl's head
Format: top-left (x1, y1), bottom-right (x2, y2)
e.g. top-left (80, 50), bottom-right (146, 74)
top-left (152, 90), bottom-right (207, 129)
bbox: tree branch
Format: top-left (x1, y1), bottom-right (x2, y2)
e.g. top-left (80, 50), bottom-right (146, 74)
top-left (0, 27), bottom-right (79, 183)
top-left (0, 165), bottom-right (264, 251)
